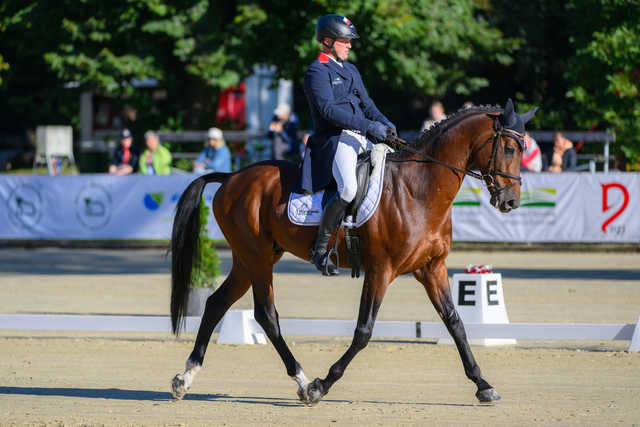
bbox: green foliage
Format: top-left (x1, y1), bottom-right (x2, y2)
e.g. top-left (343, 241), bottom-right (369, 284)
top-left (0, 53), bottom-right (8, 85)
top-left (233, 0), bottom-right (517, 96)
top-left (191, 197), bottom-right (220, 289)
top-left (487, 0), bottom-right (640, 165)
top-left (0, 0), bottom-right (515, 132)
top-left (565, 0), bottom-right (640, 164)
top-left (173, 157), bottom-right (194, 172)
top-left (2, 0), bottom-right (638, 165)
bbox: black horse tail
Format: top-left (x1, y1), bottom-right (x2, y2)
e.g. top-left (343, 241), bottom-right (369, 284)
top-left (171, 172), bottom-right (229, 334)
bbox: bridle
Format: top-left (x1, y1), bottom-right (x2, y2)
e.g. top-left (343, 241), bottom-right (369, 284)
top-left (386, 116), bottom-right (524, 196)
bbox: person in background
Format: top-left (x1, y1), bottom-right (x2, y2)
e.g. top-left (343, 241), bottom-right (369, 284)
top-left (547, 132), bottom-right (577, 172)
top-left (109, 128), bottom-right (139, 175)
top-left (462, 101), bottom-right (474, 109)
top-left (139, 130), bottom-right (172, 175)
top-left (421, 101), bottom-right (446, 131)
top-left (268, 103), bottom-right (300, 160)
top-left (521, 131), bottom-right (542, 172)
top-left (193, 127), bottom-right (232, 173)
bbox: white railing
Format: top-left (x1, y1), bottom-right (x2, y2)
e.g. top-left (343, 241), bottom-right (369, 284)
top-left (1, 314), bottom-right (638, 351)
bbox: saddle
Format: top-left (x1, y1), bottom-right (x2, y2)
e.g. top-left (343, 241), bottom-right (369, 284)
top-left (321, 151), bottom-right (372, 278)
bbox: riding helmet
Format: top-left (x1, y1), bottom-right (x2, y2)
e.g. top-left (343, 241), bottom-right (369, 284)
top-left (315, 14), bottom-right (359, 43)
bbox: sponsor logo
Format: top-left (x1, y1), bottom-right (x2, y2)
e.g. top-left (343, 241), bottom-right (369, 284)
top-left (296, 203), bottom-right (320, 216)
top-left (144, 192), bottom-right (164, 211)
top-left (453, 187), bottom-right (481, 206)
top-left (75, 182), bottom-right (112, 230)
top-left (601, 182), bottom-right (629, 233)
top-left (7, 184), bottom-right (43, 229)
top-left (520, 187), bottom-right (556, 207)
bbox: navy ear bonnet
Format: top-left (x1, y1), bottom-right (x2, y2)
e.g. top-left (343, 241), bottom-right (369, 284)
top-left (497, 98), bottom-right (539, 148)
top-left (499, 98), bottom-right (538, 135)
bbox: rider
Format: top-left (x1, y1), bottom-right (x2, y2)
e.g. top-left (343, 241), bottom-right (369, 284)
top-left (303, 14), bottom-right (396, 276)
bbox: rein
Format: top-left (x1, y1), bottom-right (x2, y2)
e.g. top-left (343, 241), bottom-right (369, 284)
top-left (385, 119), bottom-right (523, 195)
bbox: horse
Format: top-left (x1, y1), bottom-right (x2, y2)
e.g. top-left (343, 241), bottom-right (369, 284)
top-left (169, 101), bottom-right (537, 405)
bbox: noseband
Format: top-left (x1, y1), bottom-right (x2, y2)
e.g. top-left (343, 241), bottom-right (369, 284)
top-left (386, 117), bottom-right (523, 195)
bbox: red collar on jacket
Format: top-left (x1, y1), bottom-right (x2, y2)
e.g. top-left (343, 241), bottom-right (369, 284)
top-left (317, 51), bottom-right (331, 63)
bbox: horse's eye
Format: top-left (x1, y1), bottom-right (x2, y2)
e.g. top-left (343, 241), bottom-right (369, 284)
top-left (504, 145), bottom-right (516, 156)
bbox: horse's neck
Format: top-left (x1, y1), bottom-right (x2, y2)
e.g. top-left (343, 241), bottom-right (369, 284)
top-left (417, 121), bottom-right (480, 204)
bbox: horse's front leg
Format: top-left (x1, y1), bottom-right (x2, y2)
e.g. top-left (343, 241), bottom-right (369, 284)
top-left (303, 264), bottom-right (392, 405)
top-left (414, 262), bottom-right (501, 403)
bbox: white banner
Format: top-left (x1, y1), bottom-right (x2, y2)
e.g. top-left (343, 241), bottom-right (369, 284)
top-left (0, 173), bottom-right (638, 242)
top-left (0, 174), bottom-right (223, 239)
top-left (452, 172), bottom-right (640, 242)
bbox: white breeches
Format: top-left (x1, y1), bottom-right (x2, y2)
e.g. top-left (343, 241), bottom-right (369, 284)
top-left (332, 130), bottom-right (373, 203)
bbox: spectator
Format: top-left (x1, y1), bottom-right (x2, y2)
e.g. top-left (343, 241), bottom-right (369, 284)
top-left (613, 152), bottom-right (627, 171)
top-left (521, 132), bottom-right (542, 172)
top-left (547, 132), bottom-right (577, 172)
top-left (193, 127), bottom-right (232, 173)
top-left (139, 131), bottom-right (172, 175)
top-left (462, 101), bottom-right (474, 109)
top-left (122, 106), bottom-right (138, 135)
top-left (268, 103), bottom-right (300, 160)
top-left (421, 101), bottom-right (446, 131)
top-left (109, 128), bottom-right (139, 175)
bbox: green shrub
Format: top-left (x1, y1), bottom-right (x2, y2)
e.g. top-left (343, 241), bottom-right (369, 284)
top-left (191, 197), bottom-right (221, 288)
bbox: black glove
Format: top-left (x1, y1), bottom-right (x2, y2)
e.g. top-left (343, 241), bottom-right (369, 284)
top-left (366, 121), bottom-right (388, 142)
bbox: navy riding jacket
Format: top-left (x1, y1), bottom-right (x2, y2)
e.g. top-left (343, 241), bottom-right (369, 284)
top-left (300, 52), bottom-right (392, 192)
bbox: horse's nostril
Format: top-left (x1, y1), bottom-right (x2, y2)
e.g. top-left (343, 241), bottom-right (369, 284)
top-left (507, 198), bottom-right (519, 209)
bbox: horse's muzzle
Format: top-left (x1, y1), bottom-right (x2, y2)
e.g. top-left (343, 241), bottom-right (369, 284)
top-left (490, 192), bottom-right (520, 213)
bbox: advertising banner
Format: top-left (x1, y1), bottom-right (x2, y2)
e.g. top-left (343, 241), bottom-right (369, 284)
top-left (0, 173), bottom-right (638, 242)
top-left (452, 172), bottom-right (639, 242)
top-left (0, 174), bottom-right (223, 239)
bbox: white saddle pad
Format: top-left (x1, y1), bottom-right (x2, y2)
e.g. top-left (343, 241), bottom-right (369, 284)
top-left (288, 144), bottom-right (392, 228)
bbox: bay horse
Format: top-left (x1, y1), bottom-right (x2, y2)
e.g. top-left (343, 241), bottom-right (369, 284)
top-left (170, 102), bottom-right (537, 405)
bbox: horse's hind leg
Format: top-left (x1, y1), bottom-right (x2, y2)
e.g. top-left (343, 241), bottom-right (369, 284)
top-left (414, 262), bottom-right (501, 403)
top-left (249, 263), bottom-right (312, 403)
top-left (171, 254), bottom-right (251, 399)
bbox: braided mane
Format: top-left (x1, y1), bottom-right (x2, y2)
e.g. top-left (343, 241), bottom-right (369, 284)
top-left (413, 104), bottom-right (502, 149)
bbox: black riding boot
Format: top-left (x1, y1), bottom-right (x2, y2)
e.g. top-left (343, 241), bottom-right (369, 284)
top-left (310, 194), bottom-right (349, 276)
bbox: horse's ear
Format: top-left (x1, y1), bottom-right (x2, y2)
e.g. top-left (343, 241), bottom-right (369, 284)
top-left (504, 98), bottom-right (515, 116)
top-left (519, 107), bottom-right (539, 124)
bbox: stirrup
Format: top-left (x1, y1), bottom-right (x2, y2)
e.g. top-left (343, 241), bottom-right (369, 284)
top-left (311, 248), bottom-right (339, 276)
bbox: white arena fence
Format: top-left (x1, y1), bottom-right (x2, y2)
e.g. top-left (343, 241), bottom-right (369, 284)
top-left (0, 172), bottom-right (638, 242)
top-left (1, 314), bottom-right (638, 352)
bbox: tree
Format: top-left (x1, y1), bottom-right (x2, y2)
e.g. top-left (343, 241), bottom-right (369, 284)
top-left (1, 0), bottom-right (516, 133)
top-left (235, 0), bottom-right (517, 96)
top-left (565, 0), bottom-right (640, 165)
top-left (486, 0), bottom-right (640, 165)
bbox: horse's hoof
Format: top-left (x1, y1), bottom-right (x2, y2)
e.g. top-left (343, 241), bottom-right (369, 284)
top-left (476, 387), bottom-right (501, 403)
top-left (296, 386), bottom-right (310, 404)
top-left (304, 378), bottom-right (326, 406)
top-left (171, 373), bottom-right (188, 400)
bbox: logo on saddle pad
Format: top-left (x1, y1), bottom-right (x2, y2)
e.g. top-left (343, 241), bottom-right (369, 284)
top-left (296, 203), bottom-right (320, 216)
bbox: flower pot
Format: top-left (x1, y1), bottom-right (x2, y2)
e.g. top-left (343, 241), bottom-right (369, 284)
top-left (187, 285), bottom-right (215, 316)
